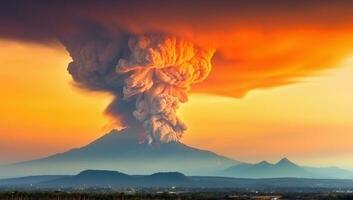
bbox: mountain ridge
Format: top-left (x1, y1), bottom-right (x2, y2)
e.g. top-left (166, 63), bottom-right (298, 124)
top-left (1, 129), bottom-right (352, 179)
top-left (222, 158), bottom-right (353, 179)
top-left (2, 169), bottom-right (353, 190)
top-left (0, 128), bottom-right (239, 178)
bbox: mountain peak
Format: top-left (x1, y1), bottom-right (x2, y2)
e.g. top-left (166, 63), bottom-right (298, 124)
top-left (77, 169), bottom-right (128, 177)
top-left (276, 158), bottom-right (297, 166)
top-left (0, 128), bottom-right (239, 177)
top-left (148, 172), bottom-right (188, 181)
top-left (223, 158), bottom-right (312, 178)
top-left (257, 161), bottom-right (272, 166)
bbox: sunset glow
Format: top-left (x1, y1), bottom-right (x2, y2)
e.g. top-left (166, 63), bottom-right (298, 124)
top-left (1, 39), bottom-right (353, 169)
top-left (1, 0), bottom-right (353, 173)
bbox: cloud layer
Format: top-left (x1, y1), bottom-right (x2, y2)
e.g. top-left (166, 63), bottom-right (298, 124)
top-left (1, 0), bottom-right (353, 96)
top-left (1, 0), bottom-right (353, 141)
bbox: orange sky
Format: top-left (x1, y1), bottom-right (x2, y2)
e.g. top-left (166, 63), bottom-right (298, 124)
top-left (1, 1), bottom-right (353, 169)
top-left (1, 39), bottom-right (353, 169)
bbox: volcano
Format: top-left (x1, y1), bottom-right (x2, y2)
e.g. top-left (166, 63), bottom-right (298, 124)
top-left (0, 129), bottom-right (239, 178)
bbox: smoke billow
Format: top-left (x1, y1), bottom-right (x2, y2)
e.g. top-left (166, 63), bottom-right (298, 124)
top-left (2, 1), bottom-right (349, 143)
top-left (64, 32), bottom-right (214, 143)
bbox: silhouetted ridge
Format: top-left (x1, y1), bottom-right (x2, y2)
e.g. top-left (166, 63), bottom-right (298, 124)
top-left (4, 169), bottom-right (353, 189)
top-left (222, 158), bottom-right (310, 178)
top-left (257, 161), bottom-right (272, 166)
top-left (77, 170), bottom-right (131, 180)
top-left (146, 172), bottom-right (188, 182)
top-left (41, 170), bottom-right (134, 187)
top-left (149, 172), bottom-right (186, 178)
top-left (276, 158), bottom-right (298, 167)
top-left (140, 172), bottom-right (190, 186)
top-left (0, 128), bottom-right (238, 178)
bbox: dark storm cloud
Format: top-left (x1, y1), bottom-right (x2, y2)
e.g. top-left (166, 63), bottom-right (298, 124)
top-left (1, 0), bottom-right (353, 42)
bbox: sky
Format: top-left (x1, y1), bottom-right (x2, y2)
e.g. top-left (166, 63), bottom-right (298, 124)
top-left (1, 0), bottom-right (353, 169)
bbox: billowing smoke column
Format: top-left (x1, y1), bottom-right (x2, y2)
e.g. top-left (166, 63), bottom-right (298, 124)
top-left (65, 33), bottom-right (214, 144)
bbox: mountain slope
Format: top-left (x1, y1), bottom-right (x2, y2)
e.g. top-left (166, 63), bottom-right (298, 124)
top-left (42, 170), bottom-right (134, 187)
top-left (0, 175), bottom-right (69, 187)
top-left (0, 128), bottom-right (239, 178)
top-left (139, 172), bottom-right (191, 186)
top-left (304, 166), bottom-right (353, 179)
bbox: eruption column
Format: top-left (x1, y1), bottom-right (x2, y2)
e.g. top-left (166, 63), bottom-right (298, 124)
top-left (66, 34), bottom-right (214, 143)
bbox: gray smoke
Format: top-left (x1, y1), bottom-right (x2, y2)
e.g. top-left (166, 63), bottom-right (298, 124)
top-left (62, 30), bottom-right (214, 144)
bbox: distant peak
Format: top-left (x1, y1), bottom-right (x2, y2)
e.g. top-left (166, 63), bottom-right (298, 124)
top-left (151, 171), bottom-right (186, 176)
top-left (257, 161), bottom-right (271, 165)
top-left (147, 172), bottom-right (189, 182)
top-left (276, 158), bottom-right (296, 165)
top-left (77, 169), bottom-right (127, 176)
top-left (279, 157), bottom-right (290, 162)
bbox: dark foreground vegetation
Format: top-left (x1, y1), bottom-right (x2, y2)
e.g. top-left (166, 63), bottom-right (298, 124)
top-left (0, 191), bottom-right (353, 200)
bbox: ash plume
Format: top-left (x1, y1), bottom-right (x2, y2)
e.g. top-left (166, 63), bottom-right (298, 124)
top-left (1, 1), bottom-right (352, 143)
top-left (63, 32), bottom-right (214, 143)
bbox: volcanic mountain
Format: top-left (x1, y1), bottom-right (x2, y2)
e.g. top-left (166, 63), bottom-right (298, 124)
top-left (0, 128), bottom-right (239, 178)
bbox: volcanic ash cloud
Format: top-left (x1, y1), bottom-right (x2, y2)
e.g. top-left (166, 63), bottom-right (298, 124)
top-left (66, 34), bottom-right (215, 144)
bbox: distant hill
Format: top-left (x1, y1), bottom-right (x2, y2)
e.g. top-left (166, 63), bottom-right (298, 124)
top-left (42, 170), bottom-right (135, 187)
top-left (41, 170), bottom-right (192, 188)
top-left (0, 175), bottom-right (69, 187)
top-left (1, 170), bottom-right (353, 190)
top-left (221, 158), bottom-right (353, 179)
top-left (139, 172), bottom-right (190, 186)
top-left (0, 128), bottom-right (238, 178)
